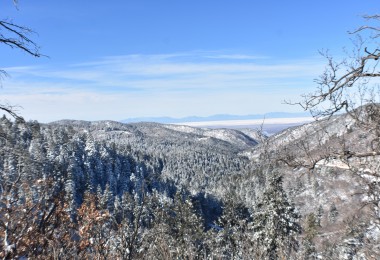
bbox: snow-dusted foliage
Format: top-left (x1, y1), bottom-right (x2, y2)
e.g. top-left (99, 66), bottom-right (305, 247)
top-left (252, 173), bottom-right (301, 259)
top-left (1, 109), bottom-right (380, 258)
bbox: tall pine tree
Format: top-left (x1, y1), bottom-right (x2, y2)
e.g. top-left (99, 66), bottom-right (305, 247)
top-left (252, 173), bottom-right (301, 259)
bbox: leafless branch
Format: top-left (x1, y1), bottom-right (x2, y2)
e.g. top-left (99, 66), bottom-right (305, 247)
top-left (0, 103), bottom-right (24, 121)
top-left (0, 2), bottom-right (44, 119)
top-left (0, 20), bottom-right (41, 58)
top-left (287, 16), bottom-right (380, 119)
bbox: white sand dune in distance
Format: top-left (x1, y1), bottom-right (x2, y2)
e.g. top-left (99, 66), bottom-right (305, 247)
top-left (172, 117), bottom-right (314, 127)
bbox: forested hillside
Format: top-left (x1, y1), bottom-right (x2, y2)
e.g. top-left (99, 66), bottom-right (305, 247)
top-left (0, 116), bottom-right (258, 258)
top-left (1, 108), bottom-right (379, 259)
top-left (2, 1), bottom-right (380, 259)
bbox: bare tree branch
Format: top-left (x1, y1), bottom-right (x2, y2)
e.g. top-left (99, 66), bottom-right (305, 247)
top-left (0, 103), bottom-right (24, 121)
top-left (0, 20), bottom-right (41, 58)
top-left (0, 2), bottom-right (43, 119)
top-left (286, 16), bottom-right (380, 119)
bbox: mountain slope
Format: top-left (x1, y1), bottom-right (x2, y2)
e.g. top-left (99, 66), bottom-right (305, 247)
top-left (48, 120), bottom-right (261, 195)
top-left (234, 107), bottom-right (380, 256)
top-left (1, 109), bottom-right (379, 258)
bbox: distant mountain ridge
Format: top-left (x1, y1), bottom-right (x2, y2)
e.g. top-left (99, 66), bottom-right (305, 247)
top-left (2, 107), bottom-right (380, 257)
top-left (121, 112), bottom-right (310, 124)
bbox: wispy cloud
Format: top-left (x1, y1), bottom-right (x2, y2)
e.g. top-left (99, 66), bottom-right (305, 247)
top-left (204, 54), bottom-right (268, 60)
top-left (1, 51), bottom-right (325, 122)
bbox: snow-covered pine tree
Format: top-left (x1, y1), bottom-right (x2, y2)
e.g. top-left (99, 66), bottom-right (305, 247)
top-left (164, 191), bottom-right (206, 258)
top-left (252, 173), bottom-right (301, 259)
top-left (207, 193), bottom-right (253, 259)
top-left (301, 213), bottom-right (318, 259)
top-left (328, 203), bottom-right (339, 223)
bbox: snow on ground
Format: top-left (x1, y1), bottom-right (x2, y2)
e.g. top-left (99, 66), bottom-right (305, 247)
top-left (163, 124), bottom-right (202, 135)
top-left (163, 124), bottom-right (257, 146)
top-left (316, 158), bottom-right (350, 169)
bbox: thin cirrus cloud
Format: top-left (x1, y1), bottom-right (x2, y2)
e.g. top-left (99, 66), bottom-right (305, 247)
top-left (8, 53), bottom-right (322, 89)
top-left (204, 54), bottom-right (269, 60)
top-left (1, 51), bottom-right (325, 122)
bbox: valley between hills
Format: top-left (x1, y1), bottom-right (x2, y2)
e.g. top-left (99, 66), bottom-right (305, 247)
top-left (1, 105), bottom-right (380, 258)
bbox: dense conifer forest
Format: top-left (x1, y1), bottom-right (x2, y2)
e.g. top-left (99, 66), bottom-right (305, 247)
top-left (1, 2), bottom-right (380, 259)
top-left (1, 110), bottom-right (380, 259)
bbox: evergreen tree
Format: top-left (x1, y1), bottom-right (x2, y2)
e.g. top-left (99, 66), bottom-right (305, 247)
top-left (301, 213), bottom-right (318, 259)
top-left (252, 173), bottom-right (301, 259)
top-left (148, 191), bottom-right (206, 259)
top-left (316, 205), bottom-right (324, 227)
top-left (207, 194), bottom-right (253, 259)
top-left (328, 203), bottom-right (339, 223)
top-left (171, 191), bottom-right (205, 257)
top-left (110, 190), bottom-right (151, 259)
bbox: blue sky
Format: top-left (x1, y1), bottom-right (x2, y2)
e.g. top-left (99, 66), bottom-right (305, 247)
top-left (0, 0), bottom-right (379, 122)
